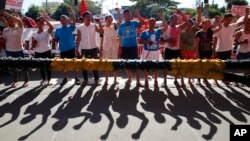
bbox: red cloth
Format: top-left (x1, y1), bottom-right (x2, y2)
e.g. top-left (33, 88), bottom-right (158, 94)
top-left (80, 0), bottom-right (88, 16)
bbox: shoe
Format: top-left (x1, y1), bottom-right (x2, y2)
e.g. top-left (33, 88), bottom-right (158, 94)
top-left (11, 82), bottom-right (18, 88)
top-left (113, 80), bottom-right (119, 85)
top-left (40, 80), bottom-right (46, 85)
top-left (23, 81), bottom-right (29, 87)
top-left (61, 78), bottom-right (68, 85)
top-left (75, 77), bottom-right (81, 85)
top-left (47, 80), bottom-right (53, 86)
top-left (136, 82), bottom-right (144, 87)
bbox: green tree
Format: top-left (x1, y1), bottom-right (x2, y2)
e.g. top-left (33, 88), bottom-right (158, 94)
top-left (25, 5), bottom-right (43, 19)
top-left (52, 3), bottom-right (69, 20)
top-left (225, 0), bottom-right (248, 9)
top-left (129, 0), bottom-right (179, 20)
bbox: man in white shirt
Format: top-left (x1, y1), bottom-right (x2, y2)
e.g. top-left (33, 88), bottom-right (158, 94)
top-left (76, 11), bottom-right (104, 85)
top-left (213, 13), bottom-right (243, 60)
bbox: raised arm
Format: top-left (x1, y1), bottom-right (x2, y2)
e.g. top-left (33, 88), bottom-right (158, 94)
top-left (194, 7), bottom-right (202, 30)
top-left (67, 5), bottom-right (76, 26)
top-left (115, 8), bottom-right (123, 28)
top-left (158, 13), bottom-right (168, 33)
top-left (95, 20), bottom-right (104, 34)
top-left (176, 10), bottom-right (190, 30)
top-left (2, 11), bottom-right (23, 28)
top-left (0, 17), bottom-right (9, 27)
top-left (42, 17), bottom-right (54, 34)
top-left (134, 10), bottom-right (144, 26)
top-left (244, 8), bottom-right (249, 24)
top-left (212, 19), bottom-right (222, 34)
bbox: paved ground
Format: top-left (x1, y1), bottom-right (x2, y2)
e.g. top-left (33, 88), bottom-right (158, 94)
top-left (0, 70), bottom-right (250, 141)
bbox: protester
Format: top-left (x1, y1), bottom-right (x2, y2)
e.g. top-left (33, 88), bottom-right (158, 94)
top-left (234, 8), bottom-right (250, 60)
top-left (140, 13), bottom-right (168, 87)
top-left (117, 9), bottom-right (144, 86)
top-left (179, 7), bottom-right (202, 85)
top-left (2, 11), bottom-right (28, 88)
top-left (32, 16), bottom-right (54, 85)
top-left (100, 8), bottom-right (122, 85)
top-left (194, 18), bottom-right (222, 84)
top-left (162, 9), bottom-right (190, 86)
top-left (54, 5), bottom-right (81, 85)
top-left (76, 11), bottom-right (104, 86)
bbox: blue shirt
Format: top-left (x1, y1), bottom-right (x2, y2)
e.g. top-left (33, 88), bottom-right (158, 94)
top-left (55, 25), bottom-right (76, 52)
top-left (140, 29), bottom-right (161, 51)
top-left (118, 20), bottom-right (140, 47)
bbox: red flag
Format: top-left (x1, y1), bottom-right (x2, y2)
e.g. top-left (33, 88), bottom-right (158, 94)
top-left (80, 0), bottom-right (88, 16)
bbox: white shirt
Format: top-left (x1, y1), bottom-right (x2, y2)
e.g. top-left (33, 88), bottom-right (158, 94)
top-left (238, 30), bottom-right (250, 53)
top-left (2, 26), bottom-right (23, 52)
top-left (103, 25), bottom-right (118, 51)
top-left (162, 26), bottom-right (181, 50)
top-left (33, 30), bottom-right (51, 53)
top-left (78, 23), bottom-right (98, 50)
top-left (214, 23), bottom-right (238, 52)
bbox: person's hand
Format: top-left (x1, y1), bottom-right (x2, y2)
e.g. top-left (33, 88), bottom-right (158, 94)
top-left (75, 50), bottom-right (80, 57)
top-left (246, 8), bottom-right (250, 14)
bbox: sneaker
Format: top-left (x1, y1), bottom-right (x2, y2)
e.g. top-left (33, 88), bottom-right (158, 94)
top-left (61, 78), bottom-right (68, 85)
top-left (75, 77), bottom-right (81, 85)
top-left (11, 82), bottom-right (18, 88)
top-left (23, 81), bottom-right (29, 87)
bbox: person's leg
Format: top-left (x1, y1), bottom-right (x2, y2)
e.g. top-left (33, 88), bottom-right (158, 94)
top-left (144, 70), bottom-right (148, 87)
top-left (113, 70), bottom-right (118, 84)
top-left (154, 70), bottom-right (159, 87)
top-left (121, 47), bottom-right (132, 84)
top-left (91, 48), bottom-right (99, 85)
top-left (81, 49), bottom-right (88, 85)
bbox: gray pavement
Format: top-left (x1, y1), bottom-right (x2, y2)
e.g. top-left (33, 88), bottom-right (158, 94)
top-left (0, 71), bottom-right (250, 141)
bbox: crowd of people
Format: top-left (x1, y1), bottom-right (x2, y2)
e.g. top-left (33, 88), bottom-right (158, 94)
top-left (0, 5), bottom-right (250, 88)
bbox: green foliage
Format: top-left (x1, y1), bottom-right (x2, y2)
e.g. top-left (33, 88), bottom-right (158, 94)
top-left (129, 0), bottom-right (179, 20)
top-left (25, 5), bottom-right (43, 19)
top-left (52, 3), bottom-right (69, 20)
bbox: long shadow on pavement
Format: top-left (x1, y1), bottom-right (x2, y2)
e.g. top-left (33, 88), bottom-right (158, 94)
top-left (140, 87), bottom-right (182, 130)
top-left (86, 84), bottom-right (118, 140)
top-left (0, 85), bottom-right (45, 128)
top-left (216, 84), bottom-right (250, 113)
top-left (18, 84), bottom-right (74, 141)
top-left (112, 84), bottom-right (149, 140)
top-left (51, 85), bottom-right (94, 131)
top-left (200, 84), bottom-right (250, 123)
top-left (165, 85), bottom-right (226, 140)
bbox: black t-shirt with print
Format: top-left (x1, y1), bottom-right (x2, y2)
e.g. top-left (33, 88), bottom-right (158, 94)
top-left (195, 28), bottom-right (214, 52)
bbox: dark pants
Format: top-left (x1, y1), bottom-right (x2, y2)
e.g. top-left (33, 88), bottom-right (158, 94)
top-left (81, 48), bottom-right (99, 81)
top-left (164, 48), bottom-right (181, 59)
top-left (199, 50), bottom-right (212, 59)
top-left (35, 50), bottom-right (52, 81)
top-left (121, 47), bottom-right (138, 59)
top-left (5, 50), bottom-right (29, 82)
top-left (60, 49), bottom-right (75, 58)
top-left (217, 50), bottom-right (231, 60)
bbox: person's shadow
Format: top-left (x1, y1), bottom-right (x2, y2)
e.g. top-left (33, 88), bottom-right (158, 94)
top-left (200, 83), bottom-right (250, 123)
top-left (18, 84), bottom-right (74, 141)
top-left (0, 85), bottom-right (45, 128)
top-left (165, 86), bottom-right (218, 140)
top-left (140, 87), bottom-right (182, 130)
top-left (52, 85), bottom-right (94, 131)
top-left (0, 86), bottom-right (23, 102)
top-left (112, 85), bottom-right (149, 140)
top-left (85, 84), bottom-right (118, 140)
top-left (216, 83), bottom-right (250, 113)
